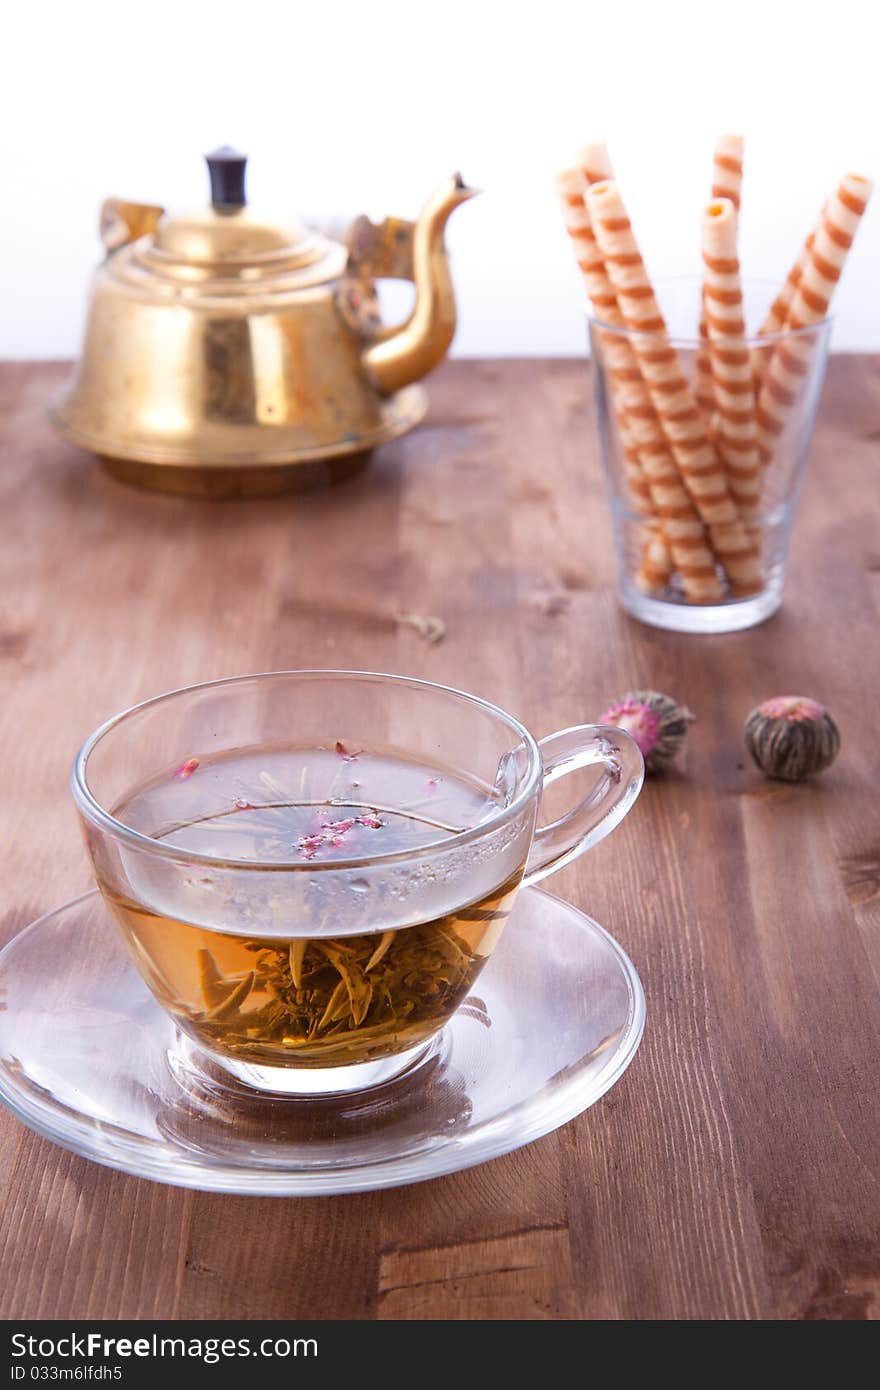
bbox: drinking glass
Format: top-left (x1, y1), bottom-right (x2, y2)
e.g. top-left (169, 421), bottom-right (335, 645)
top-left (589, 278), bottom-right (832, 633)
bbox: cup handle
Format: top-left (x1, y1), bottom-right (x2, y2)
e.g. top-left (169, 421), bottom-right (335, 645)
top-left (522, 725), bottom-right (644, 888)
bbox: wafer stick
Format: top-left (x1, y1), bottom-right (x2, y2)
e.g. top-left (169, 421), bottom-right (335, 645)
top-left (640, 521), bottom-right (675, 592)
top-left (555, 167), bottom-right (720, 602)
top-left (586, 179), bottom-right (762, 595)
top-left (696, 136), bottom-right (745, 421)
top-left (575, 147), bottom-right (670, 572)
top-left (594, 323), bottom-right (723, 604)
top-left (711, 134), bottom-right (745, 208)
top-left (555, 168), bottom-right (617, 314)
top-left (694, 318), bottom-right (716, 422)
top-left (701, 198), bottom-right (761, 523)
top-left (617, 413), bottom-right (654, 514)
top-left (758, 232), bottom-right (815, 337)
top-left (756, 173), bottom-right (873, 464)
top-left (556, 168), bottom-right (677, 591)
top-left (617, 420), bottom-right (724, 603)
top-left (569, 142), bottom-right (653, 522)
top-left (556, 168), bottom-right (649, 510)
top-left (751, 227), bottom-right (816, 383)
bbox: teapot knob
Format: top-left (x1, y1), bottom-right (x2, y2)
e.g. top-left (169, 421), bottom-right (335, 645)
top-left (206, 146), bottom-right (248, 209)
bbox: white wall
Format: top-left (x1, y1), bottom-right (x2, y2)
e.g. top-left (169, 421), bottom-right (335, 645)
top-left (3, 0), bottom-right (878, 358)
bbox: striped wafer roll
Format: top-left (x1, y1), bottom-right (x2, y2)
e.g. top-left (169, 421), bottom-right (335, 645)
top-left (694, 314), bottom-right (716, 422)
top-left (575, 145), bottom-right (672, 573)
top-left (617, 411), bottom-right (654, 515)
top-left (701, 198), bottom-right (761, 522)
top-left (598, 332), bottom-right (723, 602)
top-left (556, 166), bottom-right (692, 592)
top-left (711, 134), bottom-right (744, 208)
top-left (556, 169), bottom-right (650, 513)
top-left (555, 167), bottom-right (617, 316)
top-left (696, 136), bottom-right (745, 419)
top-left (555, 167), bottom-right (720, 601)
top-left (568, 152), bottom-right (661, 523)
top-left (751, 227), bottom-right (816, 383)
top-left (586, 179), bottom-right (762, 595)
top-left (759, 231), bottom-right (815, 338)
top-left (639, 521), bottom-right (674, 593)
top-left (577, 152), bottom-right (718, 597)
top-left (620, 433), bottom-right (723, 601)
top-left (756, 173), bottom-right (873, 464)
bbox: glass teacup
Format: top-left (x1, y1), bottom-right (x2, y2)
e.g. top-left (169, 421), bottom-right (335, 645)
top-left (72, 671), bottom-right (643, 1095)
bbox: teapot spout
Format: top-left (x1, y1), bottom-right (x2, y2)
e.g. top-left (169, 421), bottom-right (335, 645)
top-left (361, 174), bottom-right (477, 395)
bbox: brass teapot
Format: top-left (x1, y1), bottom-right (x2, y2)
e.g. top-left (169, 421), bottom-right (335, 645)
top-left (51, 149), bottom-right (476, 496)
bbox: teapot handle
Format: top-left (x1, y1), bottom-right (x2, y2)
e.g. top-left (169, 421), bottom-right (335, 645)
top-left (100, 199), bottom-right (165, 253)
top-left (336, 215), bottom-right (416, 343)
top-left (345, 215), bottom-right (415, 284)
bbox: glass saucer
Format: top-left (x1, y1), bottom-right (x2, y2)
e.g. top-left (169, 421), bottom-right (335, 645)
top-left (0, 888), bottom-right (645, 1195)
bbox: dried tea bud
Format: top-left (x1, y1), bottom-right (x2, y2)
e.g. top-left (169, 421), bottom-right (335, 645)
top-left (744, 696), bottom-right (840, 782)
top-left (600, 690), bottom-right (695, 774)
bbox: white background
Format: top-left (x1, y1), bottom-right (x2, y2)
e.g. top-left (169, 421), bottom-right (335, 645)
top-left (3, 0), bottom-right (878, 358)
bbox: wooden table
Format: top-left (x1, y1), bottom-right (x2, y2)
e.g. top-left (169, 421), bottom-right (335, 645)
top-left (1, 358), bottom-right (878, 1321)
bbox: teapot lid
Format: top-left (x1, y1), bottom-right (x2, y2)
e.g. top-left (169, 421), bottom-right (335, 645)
top-left (128, 148), bottom-right (345, 288)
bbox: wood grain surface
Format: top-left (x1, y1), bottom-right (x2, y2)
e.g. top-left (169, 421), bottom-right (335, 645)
top-left (1, 358), bottom-right (878, 1321)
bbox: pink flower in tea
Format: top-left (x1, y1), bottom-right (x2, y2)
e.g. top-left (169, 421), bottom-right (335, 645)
top-left (296, 809), bottom-right (384, 858)
top-left (297, 831), bottom-right (325, 860)
top-left (175, 758), bottom-right (200, 781)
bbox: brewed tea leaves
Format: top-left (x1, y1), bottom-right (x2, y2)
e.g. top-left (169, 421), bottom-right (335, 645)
top-left (197, 914), bottom-right (481, 1061)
